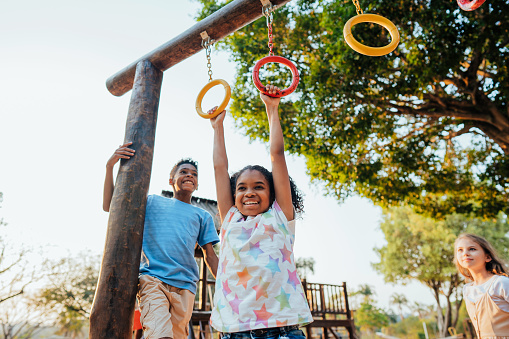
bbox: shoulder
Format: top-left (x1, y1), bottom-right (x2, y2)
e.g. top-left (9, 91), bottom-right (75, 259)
top-left (492, 275), bottom-right (509, 289)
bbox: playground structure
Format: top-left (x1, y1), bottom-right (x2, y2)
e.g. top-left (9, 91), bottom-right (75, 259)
top-left (88, 0), bottom-right (410, 337)
top-left (89, 1), bottom-right (292, 338)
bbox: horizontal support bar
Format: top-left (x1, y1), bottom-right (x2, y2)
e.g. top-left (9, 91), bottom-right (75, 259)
top-left (107, 0), bottom-right (292, 96)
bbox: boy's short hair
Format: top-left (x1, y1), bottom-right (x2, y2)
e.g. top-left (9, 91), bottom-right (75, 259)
top-left (170, 158), bottom-right (198, 180)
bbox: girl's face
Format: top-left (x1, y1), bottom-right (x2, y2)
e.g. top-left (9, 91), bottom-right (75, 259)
top-left (234, 169), bottom-right (271, 217)
top-left (456, 237), bottom-right (491, 273)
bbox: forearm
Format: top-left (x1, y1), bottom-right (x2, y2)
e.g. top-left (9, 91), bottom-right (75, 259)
top-left (267, 106), bottom-right (285, 158)
top-left (203, 246), bottom-right (219, 278)
top-left (213, 124), bottom-right (228, 172)
top-left (102, 165), bottom-right (115, 212)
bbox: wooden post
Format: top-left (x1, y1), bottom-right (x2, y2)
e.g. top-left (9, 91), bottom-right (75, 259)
top-left (89, 60), bottom-right (163, 339)
top-left (106, 0), bottom-right (292, 97)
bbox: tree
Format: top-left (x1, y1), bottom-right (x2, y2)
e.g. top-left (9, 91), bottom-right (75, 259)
top-left (196, 0), bottom-right (509, 218)
top-left (0, 192), bottom-right (45, 338)
top-left (0, 297), bottom-right (45, 339)
top-left (33, 254), bottom-right (99, 339)
top-left (295, 256), bottom-right (315, 280)
top-left (389, 293), bottom-right (408, 321)
top-left (372, 206), bottom-right (509, 337)
top-left (355, 297), bottom-right (390, 336)
top-left (0, 192), bottom-right (31, 305)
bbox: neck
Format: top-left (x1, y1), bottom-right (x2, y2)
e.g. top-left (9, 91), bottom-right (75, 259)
top-left (470, 268), bottom-right (494, 285)
top-left (174, 191), bottom-right (192, 204)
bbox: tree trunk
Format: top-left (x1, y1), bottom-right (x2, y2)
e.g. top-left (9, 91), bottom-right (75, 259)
top-left (89, 60), bottom-right (163, 339)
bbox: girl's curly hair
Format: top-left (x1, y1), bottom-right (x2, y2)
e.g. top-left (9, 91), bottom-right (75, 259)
top-left (229, 165), bottom-right (304, 216)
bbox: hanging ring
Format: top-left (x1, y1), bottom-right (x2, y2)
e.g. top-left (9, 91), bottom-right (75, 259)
top-left (252, 56), bottom-right (299, 98)
top-left (457, 0), bottom-right (486, 11)
top-left (195, 79), bottom-right (231, 119)
top-left (343, 14), bottom-right (400, 57)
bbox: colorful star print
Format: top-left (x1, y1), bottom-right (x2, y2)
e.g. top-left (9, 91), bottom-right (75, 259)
top-left (222, 280), bottom-right (232, 297)
top-left (253, 304), bottom-right (273, 327)
top-left (278, 222), bottom-right (289, 236)
top-left (276, 320), bottom-right (288, 327)
top-left (263, 224), bottom-right (277, 240)
top-left (280, 244), bottom-right (292, 263)
top-left (210, 202), bottom-right (313, 332)
top-left (229, 294), bottom-right (243, 314)
top-left (237, 226), bottom-right (253, 242)
top-left (221, 258), bottom-right (229, 274)
top-left (252, 278), bottom-right (271, 300)
top-left (265, 255), bottom-right (281, 276)
top-left (236, 267), bottom-right (252, 289)
top-left (287, 269), bottom-right (300, 290)
top-left (275, 288), bottom-right (291, 310)
top-left (248, 241), bottom-right (264, 260)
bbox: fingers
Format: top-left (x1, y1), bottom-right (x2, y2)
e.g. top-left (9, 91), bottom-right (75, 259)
top-left (264, 84), bottom-right (281, 95)
top-left (210, 110), bottom-right (226, 125)
top-left (115, 142), bottom-right (135, 159)
top-left (207, 106), bottom-right (219, 115)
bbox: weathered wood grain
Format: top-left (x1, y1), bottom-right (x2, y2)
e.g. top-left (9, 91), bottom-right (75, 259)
top-left (106, 0), bottom-right (292, 96)
top-left (90, 60), bottom-right (163, 339)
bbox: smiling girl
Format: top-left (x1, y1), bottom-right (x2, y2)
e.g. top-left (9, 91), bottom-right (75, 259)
top-left (208, 85), bottom-right (313, 338)
top-left (455, 233), bottom-right (509, 338)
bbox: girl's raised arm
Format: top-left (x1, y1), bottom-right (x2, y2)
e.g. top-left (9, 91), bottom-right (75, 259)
top-left (261, 88), bottom-right (294, 221)
top-left (210, 110), bottom-right (235, 222)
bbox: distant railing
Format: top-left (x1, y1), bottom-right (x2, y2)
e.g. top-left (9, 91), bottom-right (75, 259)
top-left (303, 281), bottom-right (352, 318)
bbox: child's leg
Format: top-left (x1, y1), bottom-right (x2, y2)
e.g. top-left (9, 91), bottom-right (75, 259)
top-left (167, 287), bottom-right (195, 339)
top-left (137, 275), bottom-right (174, 339)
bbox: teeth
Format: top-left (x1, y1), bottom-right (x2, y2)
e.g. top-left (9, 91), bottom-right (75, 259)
top-left (244, 201), bottom-right (258, 205)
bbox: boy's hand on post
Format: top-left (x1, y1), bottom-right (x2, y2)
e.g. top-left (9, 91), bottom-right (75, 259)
top-left (260, 85), bottom-right (281, 109)
top-left (106, 142), bottom-right (135, 168)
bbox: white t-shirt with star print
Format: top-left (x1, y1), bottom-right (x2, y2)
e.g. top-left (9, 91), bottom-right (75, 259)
top-left (210, 201), bottom-right (313, 333)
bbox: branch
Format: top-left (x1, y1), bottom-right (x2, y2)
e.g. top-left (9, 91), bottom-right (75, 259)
top-left (0, 288), bottom-right (23, 304)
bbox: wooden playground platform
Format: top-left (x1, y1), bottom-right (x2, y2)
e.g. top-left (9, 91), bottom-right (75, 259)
top-left (190, 254), bottom-right (357, 339)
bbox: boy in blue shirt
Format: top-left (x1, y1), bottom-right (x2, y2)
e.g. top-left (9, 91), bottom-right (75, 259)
top-left (103, 142), bottom-right (219, 339)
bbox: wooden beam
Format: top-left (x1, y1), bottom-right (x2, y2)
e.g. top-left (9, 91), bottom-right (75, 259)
top-left (106, 0), bottom-right (292, 97)
top-left (90, 60), bottom-right (163, 339)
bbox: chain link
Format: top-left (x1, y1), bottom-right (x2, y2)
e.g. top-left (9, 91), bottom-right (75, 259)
top-left (201, 37), bottom-right (214, 82)
top-left (352, 0), bottom-right (364, 15)
top-left (262, 4), bottom-right (274, 56)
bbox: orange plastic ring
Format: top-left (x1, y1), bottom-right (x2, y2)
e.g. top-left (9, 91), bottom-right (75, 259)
top-left (252, 56), bottom-right (300, 97)
top-left (457, 0), bottom-right (485, 10)
top-left (195, 79), bottom-right (231, 119)
top-left (343, 14), bottom-right (400, 57)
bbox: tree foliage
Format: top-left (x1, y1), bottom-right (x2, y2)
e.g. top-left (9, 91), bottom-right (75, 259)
top-left (0, 192), bottom-right (36, 306)
top-left (355, 301), bottom-right (390, 335)
top-left (372, 206), bottom-right (509, 336)
top-left (33, 254), bottom-right (99, 339)
top-left (195, 0), bottom-right (509, 218)
top-left (295, 256), bottom-right (315, 279)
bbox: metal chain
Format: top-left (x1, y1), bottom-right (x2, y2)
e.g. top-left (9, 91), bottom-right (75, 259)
top-left (352, 0), bottom-right (364, 15)
top-left (262, 4), bottom-right (274, 56)
top-left (201, 37), bottom-right (214, 81)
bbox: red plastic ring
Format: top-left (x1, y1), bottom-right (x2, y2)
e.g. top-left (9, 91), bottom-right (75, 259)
top-left (252, 56), bottom-right (300, 97)
top-left (457, 0), bottom-right (485, 10)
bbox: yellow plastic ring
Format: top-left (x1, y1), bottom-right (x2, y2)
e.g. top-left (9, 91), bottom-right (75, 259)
top-left (195, 79), bottom-right (231, 119)
top-left (343, 14), bottom-right (400, 57)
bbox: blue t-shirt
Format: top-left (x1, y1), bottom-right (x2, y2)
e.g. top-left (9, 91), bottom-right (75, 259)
top-left (139, 195), bottom-right (219, 294)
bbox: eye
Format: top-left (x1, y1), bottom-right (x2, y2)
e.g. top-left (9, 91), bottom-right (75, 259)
top-left (237, 186), bottom-right (246, 191)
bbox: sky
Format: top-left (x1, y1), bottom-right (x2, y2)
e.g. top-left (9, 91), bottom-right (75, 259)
top-left (0, 0), bottom-right (437, 311)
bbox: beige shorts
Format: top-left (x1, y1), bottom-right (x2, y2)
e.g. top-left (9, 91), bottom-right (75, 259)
top-left (137, 275), bottom-right (195, 339)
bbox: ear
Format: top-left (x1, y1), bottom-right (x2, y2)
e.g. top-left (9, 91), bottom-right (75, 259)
top-left (169, 178), bottom-right (174, 186)
top-left (486, 255), bottom-right (492, 263)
